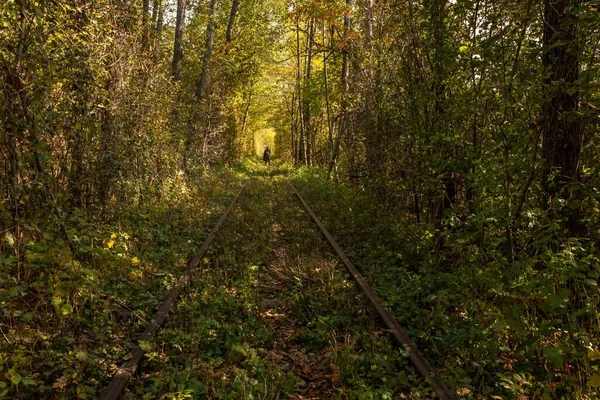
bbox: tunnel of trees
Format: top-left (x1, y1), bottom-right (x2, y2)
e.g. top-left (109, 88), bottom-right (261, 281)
top-left (1, 0), bottom-right (600, 398)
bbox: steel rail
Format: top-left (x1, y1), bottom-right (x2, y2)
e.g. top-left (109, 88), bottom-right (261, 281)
top-left (288, 181), bottom-right (454, 400)
top-left (100, 183), bottom-right (247, 400)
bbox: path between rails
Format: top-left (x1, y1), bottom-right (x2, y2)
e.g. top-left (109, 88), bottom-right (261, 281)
top-left (113, 174), bottom-right (441, 399)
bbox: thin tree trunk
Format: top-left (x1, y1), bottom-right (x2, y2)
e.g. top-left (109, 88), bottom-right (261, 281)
top-left (428, 0), bottom-right (454, 223)
top-left (295, 14), bottom-right (305, 164)
top-left (98, 82), bottom-right (114, 208)
top-left (413, 182), bottom-right (421, 224)
top-left (142, 0), bottom-right (150, 51)
top-left (151, 0), bottom-right (159, 25)
top-left (226, 0), bottom-right (241, 44)
top-left (302, 19), bottom-right (315, 166)
top-left (241, 92), bottom-right (252, 136)
top-left (365, 0), bottom-right (373, 44)
top-left (172, 0), bottom-right (186, 80)
top-left (3, 72), bottom-right (22, 281)
top-left (154, 0), bottom-right (164, 59)
top-left (500, 0), bottom-right (533, 260)
top-left (323, 22), bottom-right (334, 154)
top-left (195, 0), bottom-right (217, 101)
top-left (184, 0), bottom-right (218, 172)
top-left (465, 0), bottom-right (482, 210)
top-left (328, 0), bottom-right (353, 179)
top-left (291, 89), bottom-right (298, 162)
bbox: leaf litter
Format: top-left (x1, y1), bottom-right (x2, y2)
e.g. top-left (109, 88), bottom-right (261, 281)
top-left (123, 175), bottom-right (430, 399)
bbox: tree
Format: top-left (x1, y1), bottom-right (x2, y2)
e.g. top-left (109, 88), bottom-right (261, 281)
top-left (172, 0), bottom-right (187, 80)
top-left (541, 0), bottom-right (583, 231)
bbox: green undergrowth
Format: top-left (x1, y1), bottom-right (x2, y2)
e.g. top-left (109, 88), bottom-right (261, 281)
top-left (5, 159), bottom-right (597, 399)
top-left (290, 167), bottom-right (600, 399)
top-left (122, 168), bottom-right (434, 399)
top-left (0, 168), bottom-right (244, 399)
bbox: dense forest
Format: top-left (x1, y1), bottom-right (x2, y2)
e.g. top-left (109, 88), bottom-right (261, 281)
top-left (1, 0), bottom-right (600, 398)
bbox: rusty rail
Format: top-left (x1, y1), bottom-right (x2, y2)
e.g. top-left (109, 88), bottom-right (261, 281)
top-left (99, 184), bottom-right (246, 400)
top-left (288, 181), bottom-right (454, 400)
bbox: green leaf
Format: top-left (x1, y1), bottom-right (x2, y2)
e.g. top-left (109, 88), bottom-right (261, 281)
top-left (10, 373), bottom-right (22, 385)
top-left (52, 296), bottom-right (63, 307)
top-left (138, 340), bottom-right (152, 352)
top-left (60, 304), bottom-right (73, 315)
top-left (359, 391), bottom-right (374, 400)
top-left (1, 256), bottom-right (17, 266)
top-left (542, 294), bottom-right (564, 311)
top-left (231, 343), bottom-right (247, 356)
top-left (21, 376), bottom-right (36, 385)
top-left (543, 347), bottom-right (564, 367)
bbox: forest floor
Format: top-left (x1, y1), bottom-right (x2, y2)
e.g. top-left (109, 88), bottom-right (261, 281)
top-left (2, 159), bottom-right (596, 399)
top-left (122, 169), bottom-right (430, 399)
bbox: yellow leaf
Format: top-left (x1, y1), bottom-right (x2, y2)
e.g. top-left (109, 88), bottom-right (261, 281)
top-left (106, 240), bottom-right (115, 249)
top-left (131, 257), bottom-right (140, 266)
top-left (77, 384), bottom-right (88, 398)
top-left (588, 350), bottom-right (600, 361)
top-left (110, 232), bottom-right (117, 239)
top-left (589, 374), bottom-right (600, 388)
top-left (4, 232), bottom-right (15, 247)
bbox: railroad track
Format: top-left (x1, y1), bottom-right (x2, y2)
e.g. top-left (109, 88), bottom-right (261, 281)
top-left (100, 179), bottom-right (453, 400)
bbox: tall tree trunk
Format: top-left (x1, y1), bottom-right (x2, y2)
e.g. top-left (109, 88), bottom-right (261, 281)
top-left (365, 0), bottom-right (373, 44)
top-left (323, 22), bottom-right (334, 154)
top-left (2, 68), bottom-right (22, 281)
top-left (226, 0), bottom-right (241, 44)
top-left (291, 90), bottom-right (298, 162)
top-left (295, 14), bottom-right (305, 165)
top-left (184, 0), bottom-right (218, 172)
top-left (302, 19), bottom-right (315, 166)
top-left (172, 0), bottom-right (186, 80)
top-left (195, 0), bottom-right (217, 101)
top-left (97, 82), bottom-right (114, 209)
top-left (241, 91), bottom-right (252, 137)
top-left (363, 0), bottom-right (380, 183)
top-left (428, 0), bottom-right (454, 222)
top-left (151, 0), bottom-right (159, 25)
top-left (154, 0), bottom-right (164, 59)
top-left (541, 0), bottom-right (583, 231)
top-left (328, 0), bottom-right (353, 179)
top-left (142, 0), bottom-right (150, 51)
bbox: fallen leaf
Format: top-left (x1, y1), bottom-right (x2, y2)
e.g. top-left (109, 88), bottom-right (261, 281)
top-left (53, 376), bottom-right (68, 389)
top-left (330, 363), bottom-right (341, 386)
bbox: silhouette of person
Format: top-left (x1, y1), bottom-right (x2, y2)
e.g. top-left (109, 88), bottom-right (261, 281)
top-left (263, 147), bottom-right (271, 167)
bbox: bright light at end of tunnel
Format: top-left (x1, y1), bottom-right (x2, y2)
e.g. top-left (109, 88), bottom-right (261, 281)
top-left (254, 128), bottom-right (276, 157)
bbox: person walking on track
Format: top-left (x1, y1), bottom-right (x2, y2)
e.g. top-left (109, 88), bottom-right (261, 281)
top-left (263, 147), bottom-right (271, 167)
